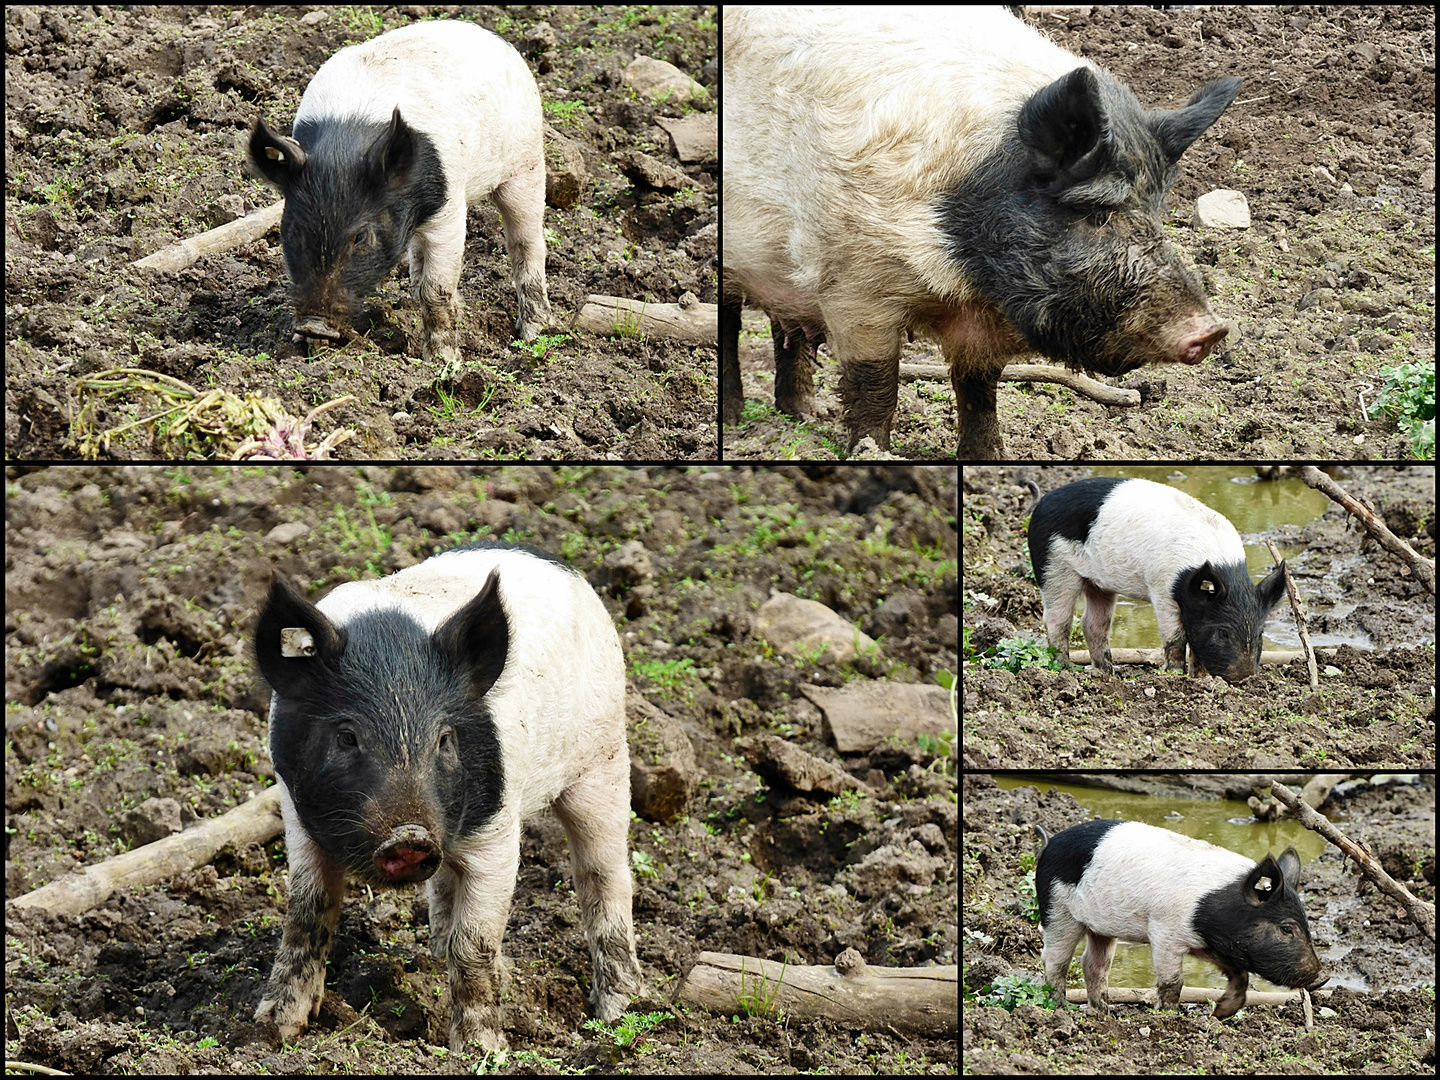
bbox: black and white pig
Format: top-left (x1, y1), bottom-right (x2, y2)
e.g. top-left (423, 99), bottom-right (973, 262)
top-left (248, 20), bottom-right (551, 378)
top-left (1035, 819), bottom-right (1326, 1018)
top-left (721, 7), bottom-right (1241, 457)
top-left (1027, 477), bottom-right (1286, 682)
top-left (252, 542), bottom-right (642, 1052)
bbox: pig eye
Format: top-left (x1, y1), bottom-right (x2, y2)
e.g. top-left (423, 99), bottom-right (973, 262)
top-left (1086, 211), bottom-right (1111, 227)
top-left (337, 729), bottom-right (359, 748)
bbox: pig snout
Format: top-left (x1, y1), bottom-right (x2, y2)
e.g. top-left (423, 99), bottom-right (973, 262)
top-left (293, 315), bottom-right (343, 343)
top-left (1170, 316), bottom-right (1229, 365)
top-left (375, 825), bottom-right (441, 882)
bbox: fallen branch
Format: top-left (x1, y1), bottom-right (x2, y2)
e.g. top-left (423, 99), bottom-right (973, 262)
top-left (1063, 647), bottom-right (1315, 670)
top-left (134, 201), bottom-right (284, 272)
top-left (1269, 779), bottom-right (1434, 942)
top-left (677, 949), bottom-right (955, 1037)
top-left (999, 363), bottom-right (1141, 407)
top-left (7, 788), bottom-right (283, 919)
top-left (574, 292), bottom-right (716, 343)
top-left (1301, 466), bottom-right (1435, 594)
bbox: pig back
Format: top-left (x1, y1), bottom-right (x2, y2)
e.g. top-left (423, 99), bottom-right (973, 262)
top-left (295, 21), bottom-right (544, 202)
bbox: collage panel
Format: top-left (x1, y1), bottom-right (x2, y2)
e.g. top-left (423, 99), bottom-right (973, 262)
top-left (963, 771), bottom-right (1434, 1072)
top-left (4, 464), bottom-right (960, 1070)
top-left (5, 7), bottom-right (718, 462)
top-left (961, 464), bottom-right (1435, 768)
top-left (716, 5), bottom-right (1432, 463)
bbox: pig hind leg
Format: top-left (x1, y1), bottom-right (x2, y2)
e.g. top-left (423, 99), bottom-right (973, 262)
top-left (772, 317), bottom-right (816, 418)
top-left (1079, 580), bottom-right (1118, 674)
top-left (491, 165), bottom-right (552, 342)
top-left (1040, 909), bottom-right (1087, 1007)
top-left (552, 752), bottom-right (644, 1022)
top-left (1040, 571), bottom-right (1085, 670)
top-left (431, 827), bottom-right (523, 1051)
top-left (828, 323), bottom-right (901, 453)
top-left (721, 300), bottom-right (743, 426)
top-left (1080, 932), bottom-right (1117, 1011)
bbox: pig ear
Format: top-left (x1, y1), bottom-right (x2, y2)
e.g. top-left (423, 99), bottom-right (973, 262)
top-left (1244, 852), bottom-right (1292, 906)
top-left (1257, 561), bottom-right (1288, 611)
top-left (254, 572), bottom-right (345, 695)
top-left (1276, 847), bottom-right (1303, 889)
top-left (1186, 561), bottom-right (1231, 602)
top-left (433, 568), bottom-right (509, 700)
top-left (1149, 76), bottom-right (1242, 164)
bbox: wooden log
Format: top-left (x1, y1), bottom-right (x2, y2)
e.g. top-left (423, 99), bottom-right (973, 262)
top-left (677, 949), bottom-right (956, 1036)
top-left (7, 788), bottom-right (283, 919)
top-left (134, 201), bottom-right (285, 272)
top-left (1063, 647), bottom-right (1322, 670)
top-left (1057, 986), bottom-right (1332, 1008)
top-left (573, 293), bottom-right (716, 343)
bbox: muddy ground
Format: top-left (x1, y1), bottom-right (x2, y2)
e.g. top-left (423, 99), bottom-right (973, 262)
top-left (4, 464), bottom-right (958, 1074)
top-left (5, 6), bottom-right (717, 461)
top-left (961, 465), bottom-right (1436, 768)
top-left (727, 5), bottom-right (1437, 462)
top-left (961, 772), bottom-right (1436, 1075)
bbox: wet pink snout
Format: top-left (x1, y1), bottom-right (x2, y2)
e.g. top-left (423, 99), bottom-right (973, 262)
top-left (1172, 318), bottom-right (1229, 364)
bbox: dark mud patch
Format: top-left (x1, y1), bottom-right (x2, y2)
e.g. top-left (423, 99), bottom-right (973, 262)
top-left (4, 464), bottom-right (958, 1074)
top-left (5, 6), bottom-right (718, 461)
top-left (961, 465), bottom-right (1436, 768)
top-left (962, 772), bottom-right (1435, 1075)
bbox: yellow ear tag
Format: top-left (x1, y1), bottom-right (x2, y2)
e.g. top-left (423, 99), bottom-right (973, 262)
top-left (280, 628), bottom-right (317, 657)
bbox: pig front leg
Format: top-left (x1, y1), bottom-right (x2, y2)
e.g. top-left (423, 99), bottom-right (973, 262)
top-left (553, 749), bottom-right (644, 1022)
top-left (492, 166), bottom-right (552, 342)
top-left (412, 204), bottom-right (467, 379)
top-left (955, 372), bottom-right (1004, 461)
top-left (830, 323), bottom-right (901, 454)
top-left (255, 817), bottom-right (346, 1041)
top-left (1152, 596), bottom-right (1188, 672)
top-left (1211, 964), bottom-right (1250, 1019)
top-left (772, 317), bottom-right (817, 418)
top-left (1149, 936), bottom-right (1191, 1011)
top-left (1079, 580), bottom-right (1118, 674)
top-left (431, 828), bottom-right (522, 1052)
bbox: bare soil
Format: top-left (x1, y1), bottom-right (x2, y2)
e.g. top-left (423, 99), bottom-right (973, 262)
top-left (961, 465), bottom-right (1436, 768)
top-left (727, 5), bottom-right (1436, 461)
top-left (962, 772), bottom-right (1436, 1075)
top-left (4, 6), bottom-right (718, 461)
top-left (4, 464), bottom-right (958, 1074)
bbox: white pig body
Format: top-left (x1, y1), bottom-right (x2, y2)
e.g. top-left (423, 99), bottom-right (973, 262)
top-left (253, 543), bottom-right (640, 1052)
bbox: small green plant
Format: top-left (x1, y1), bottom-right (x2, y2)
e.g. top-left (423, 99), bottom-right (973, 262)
top-left (733, 953), bottom-right (789, 1021)
top-left (514, 332), bottom-right (570, 361)
top-left (1367, 361), bottom-right (1435, 458)
top-left (583, 1010), bottom-right (669, 1053)
top-left (631, 849), bottom-right (659, 879)
top-left (977, 636), bottom-right (1061, 673)
top-left (971, 973), bottom-right (1059, 1012)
